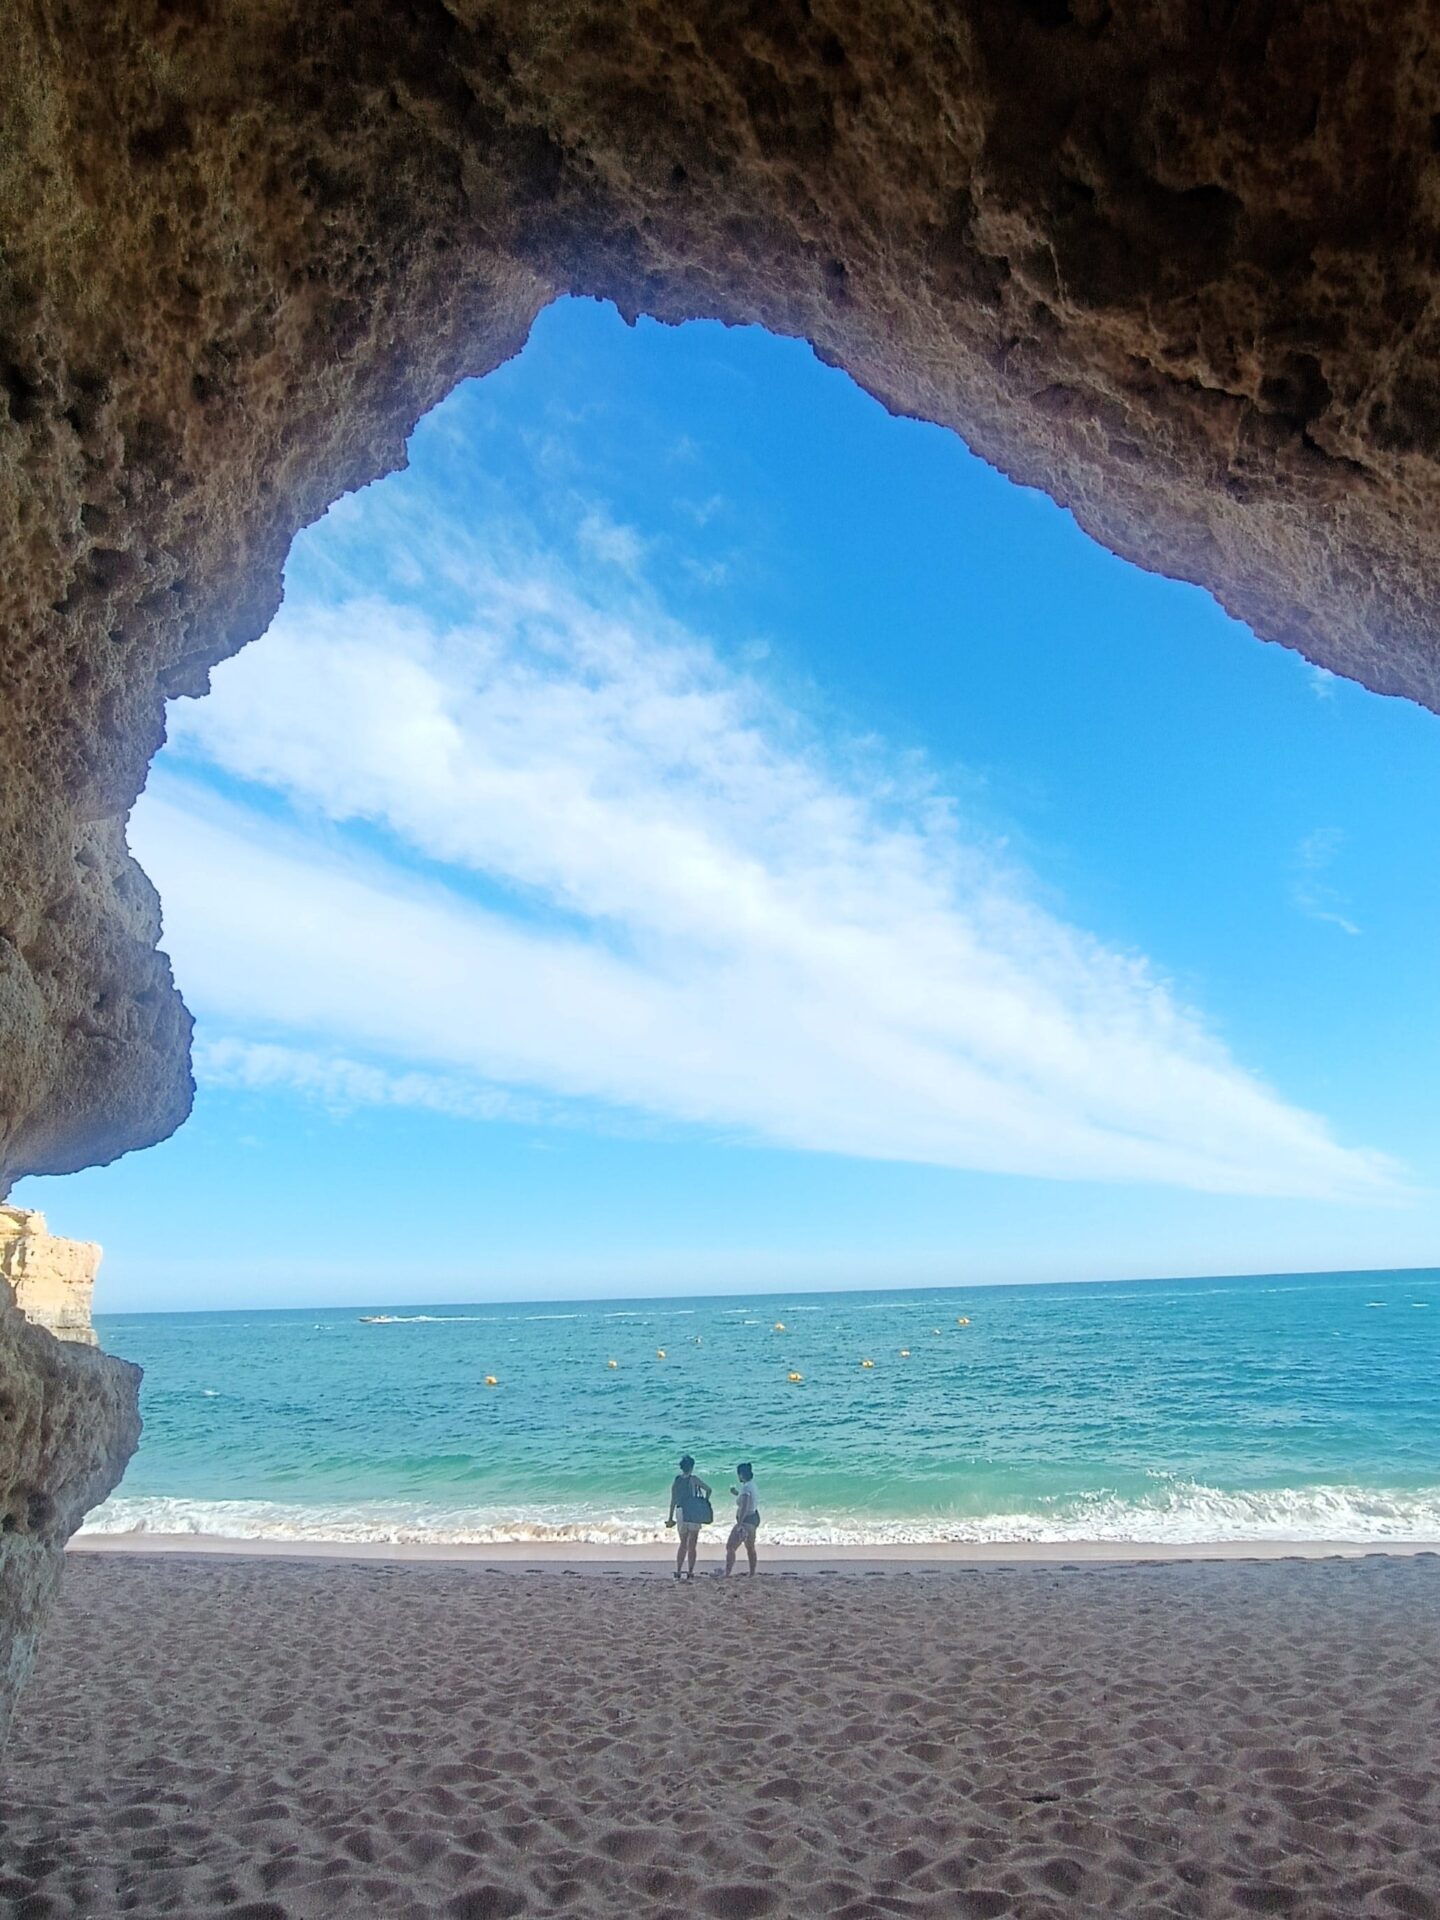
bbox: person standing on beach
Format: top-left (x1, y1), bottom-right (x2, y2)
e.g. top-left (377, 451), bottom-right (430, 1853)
top-left (666, 1454), bottom-right (712, 1581)
top-left (725, 1461), bottom-right (760, 1577)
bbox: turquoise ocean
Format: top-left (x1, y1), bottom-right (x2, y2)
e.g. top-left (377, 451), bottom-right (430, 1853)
top-left (87, 1270), bottom-right (1440, 1547)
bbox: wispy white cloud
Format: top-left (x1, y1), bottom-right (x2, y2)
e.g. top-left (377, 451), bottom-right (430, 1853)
top-left (195, 1037), bottom-right (546, 1125)
top-left (577, 507), bottom-right (646, 573)
top-left (139, 505), bottom-right (1398, 1202)
top-left (1297, 827), bottom-right (1346, 866)
top-left (679, 493), bottom-right (727, 528)
top-left (1292, 828), bottom-right (1360, 936)
top-left (1307, 665), bottom-right (1338, 701)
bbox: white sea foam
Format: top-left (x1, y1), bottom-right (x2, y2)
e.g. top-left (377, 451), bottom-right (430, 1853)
top-left (78, 1482), bottom-right (1440, 1549)
top-left (358, 1314), bottom-right (497, 1324)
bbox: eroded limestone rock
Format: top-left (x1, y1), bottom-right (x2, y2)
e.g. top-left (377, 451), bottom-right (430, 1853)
top-left (0, 1208), bottom-right (101, 1346)
top-left (0, 1282), bottom-right (140, 1743)
top-left (6, 0), bottom-right (1440, 1193)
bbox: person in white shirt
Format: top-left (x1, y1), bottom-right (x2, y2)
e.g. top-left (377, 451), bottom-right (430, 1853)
top-left (724, 1460), bottom-right (760, 1576)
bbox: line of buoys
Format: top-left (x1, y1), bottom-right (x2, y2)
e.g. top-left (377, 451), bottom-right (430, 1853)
top-left (489, 1322), bottom-right (976, 1395)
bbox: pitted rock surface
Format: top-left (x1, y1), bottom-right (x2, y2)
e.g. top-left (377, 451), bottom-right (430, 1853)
top-left (0, 1279), bottom-right (140, 1743)
top-left (5, 0), bottom-right (1440, 1189)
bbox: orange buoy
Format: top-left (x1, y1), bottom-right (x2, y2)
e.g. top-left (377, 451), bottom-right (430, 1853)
top-left (788, 1371), bottom-right (804, 1383)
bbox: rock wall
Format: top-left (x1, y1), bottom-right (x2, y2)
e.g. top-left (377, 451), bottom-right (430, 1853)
top-left (0, 1208), bottom-right (101, 1347)
top-left (5, 0), bottom-right (1440, 1197)
top-left (0, 1209), bottom-right (127, 1741)
top-left (0, 1282), bottom-right (140, 1744)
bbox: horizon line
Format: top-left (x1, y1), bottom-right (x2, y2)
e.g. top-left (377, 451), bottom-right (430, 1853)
top-left (94, 1259), bottom-right (1440, 1319)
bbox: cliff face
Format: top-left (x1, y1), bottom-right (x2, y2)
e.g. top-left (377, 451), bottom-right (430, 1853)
top-left (0, 1209), bottom-right (129, 1741)
top-left (0, 1208), bottom-right (101, 1346)
top-left (0, 1282), bottom-right (140, 1744)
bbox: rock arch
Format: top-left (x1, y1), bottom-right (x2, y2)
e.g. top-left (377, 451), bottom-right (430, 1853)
top-left (2, 0), bottom-right (1439, 1721)
top-left (6, 0), bottom-right (1440, 1192)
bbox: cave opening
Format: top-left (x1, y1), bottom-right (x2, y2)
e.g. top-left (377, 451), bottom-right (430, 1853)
top-left (11, 294), bottom-right (1440, 1551)
top-left (6, 3), bottom-right (1440, 1901)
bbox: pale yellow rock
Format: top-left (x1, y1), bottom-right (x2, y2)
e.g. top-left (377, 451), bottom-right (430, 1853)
top-left (0, 1208), bottom-right (100, 1347)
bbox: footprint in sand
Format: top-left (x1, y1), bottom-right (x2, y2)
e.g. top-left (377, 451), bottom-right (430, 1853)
top-left (701, 1885), bottom-right (779, 1919)
top-left (447, 1887), bottom-right (527, 1920)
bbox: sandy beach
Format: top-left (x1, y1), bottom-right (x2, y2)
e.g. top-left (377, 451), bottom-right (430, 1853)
top-left (2, 1551), bottom-right (1438, 1917)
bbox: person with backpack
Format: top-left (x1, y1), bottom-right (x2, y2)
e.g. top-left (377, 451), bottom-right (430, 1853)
top-left (665, 1453), bottom-right (713, 1580)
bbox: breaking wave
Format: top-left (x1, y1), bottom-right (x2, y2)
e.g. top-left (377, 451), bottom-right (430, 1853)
top-left (356, 1314), bottom-right (498, 1324)
top-left (78, 1481), bottom-right (1440, 1548)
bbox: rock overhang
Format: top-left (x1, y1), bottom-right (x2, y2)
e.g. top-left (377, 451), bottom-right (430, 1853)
top-left (3, 0), bottom-right (1440, 1190)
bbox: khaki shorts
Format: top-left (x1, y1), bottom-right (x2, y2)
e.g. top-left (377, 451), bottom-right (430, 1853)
top-left (676, 1521), bottom-right (702, 1542)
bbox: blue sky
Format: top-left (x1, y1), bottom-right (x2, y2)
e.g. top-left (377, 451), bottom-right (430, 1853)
top-left (19, 298), bottom-right (1440, 1310)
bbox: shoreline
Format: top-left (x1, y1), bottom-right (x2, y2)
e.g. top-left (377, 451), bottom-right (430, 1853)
top-left (68, 1530), bottom-right (1440, 1568)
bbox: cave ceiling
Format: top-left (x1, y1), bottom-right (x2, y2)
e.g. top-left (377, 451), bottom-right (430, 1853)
top-left (3, 0), bottom-right (1439, 1186)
